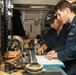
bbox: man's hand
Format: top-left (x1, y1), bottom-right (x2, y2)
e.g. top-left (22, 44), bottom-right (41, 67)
top-left (37, 44), bottom-right (48, 55)
top-left (46, 50), bottom-right (56, 54)
top-left (45, 50), bottom-right (58, 59)
top-left (37, 47), bottom-right (44, 55)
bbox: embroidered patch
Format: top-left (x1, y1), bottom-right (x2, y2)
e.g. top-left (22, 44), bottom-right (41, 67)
top-left (46, 16), bottom-right (51, 21)
top-left (68, 32), bottom-right (74, 36)
top-left (72, 24), bottom-right (75, 26)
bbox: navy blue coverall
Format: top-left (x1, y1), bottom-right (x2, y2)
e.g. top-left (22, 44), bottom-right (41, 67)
top-left (58, 16), bottom-right (76, 75)
top-left (43, 25), bottom-right (68, 52)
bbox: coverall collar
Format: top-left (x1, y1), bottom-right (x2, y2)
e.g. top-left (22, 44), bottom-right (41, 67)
top-left (67, 15), bottom-right (76, 31)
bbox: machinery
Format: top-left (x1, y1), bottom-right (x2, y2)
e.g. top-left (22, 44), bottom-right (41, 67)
top-left (8, 35), bottom-right (24, 52)
top-left (0, 0), bottom-right (25, 71)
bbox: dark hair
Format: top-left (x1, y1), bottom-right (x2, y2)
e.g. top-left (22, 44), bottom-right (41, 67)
top-left (54, 0), bottom-right (73, 12)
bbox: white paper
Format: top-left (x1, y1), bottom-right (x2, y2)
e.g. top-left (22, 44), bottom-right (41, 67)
top-left (36, 55), bottom-right (65, 67)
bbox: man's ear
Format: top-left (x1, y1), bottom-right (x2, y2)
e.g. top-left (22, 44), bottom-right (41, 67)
top-left (65, 7), bottom-right (70, 14)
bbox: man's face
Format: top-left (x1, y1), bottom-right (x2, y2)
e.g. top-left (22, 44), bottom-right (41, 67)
top-left (56, 9), bottom-right (68, 24)
top-left (50, 19), bottom-right (60, 30)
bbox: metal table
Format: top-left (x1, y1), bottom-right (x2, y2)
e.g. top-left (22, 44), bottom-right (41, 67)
top-left (23, 49), bottom-right (67, 75)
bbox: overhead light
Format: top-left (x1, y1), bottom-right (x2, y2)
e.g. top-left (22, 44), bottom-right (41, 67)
top-left (29, 5), bottom-right (48, 9)
top-left (66, 0), bottom-right (76, 3)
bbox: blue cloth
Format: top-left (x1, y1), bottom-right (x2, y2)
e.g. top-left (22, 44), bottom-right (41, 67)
top-left (57, 16), bottom-right (76, 75)
top-left (44, 25), bottom-right (68, 52)
top-left (58, 16), bottom-right (76, 62)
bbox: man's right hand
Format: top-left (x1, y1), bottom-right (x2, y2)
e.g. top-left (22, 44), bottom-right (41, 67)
top-left (37, 47), bottom-right (44, 55)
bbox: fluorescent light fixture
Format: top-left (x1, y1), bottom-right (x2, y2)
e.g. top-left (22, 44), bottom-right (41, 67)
top-left (29, 5), bottom-right (48, 8)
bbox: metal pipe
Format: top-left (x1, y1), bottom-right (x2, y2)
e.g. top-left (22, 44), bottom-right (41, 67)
top-left (29, 50), bottom-right (33, 63)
